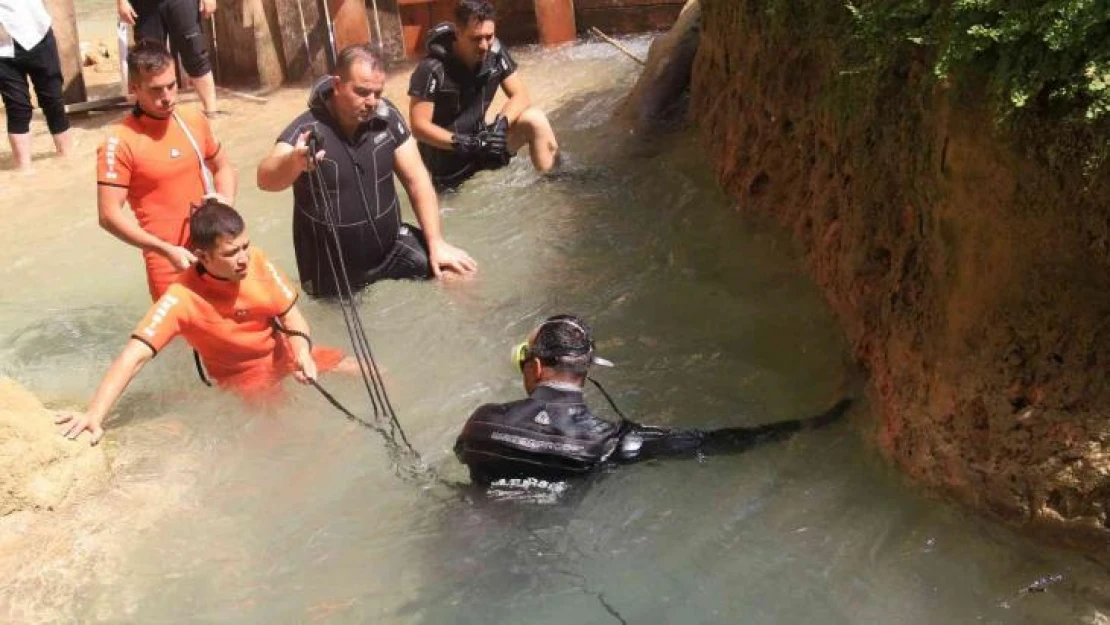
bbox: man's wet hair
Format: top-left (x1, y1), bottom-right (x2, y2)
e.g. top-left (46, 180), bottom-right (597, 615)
top-left (335, 44), bottom-right (387, 79)
top-left (532, 314), bottom-right (594, 375)
top-left (456, 0), bottom-right (496, 25)
top-left (189, 198), bottom-right (245, 250)
top-left (128, 40), bottom-right (174, 84)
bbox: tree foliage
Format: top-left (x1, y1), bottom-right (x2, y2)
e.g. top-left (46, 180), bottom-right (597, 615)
top-left (846, 0), bottom-right (1110, 121)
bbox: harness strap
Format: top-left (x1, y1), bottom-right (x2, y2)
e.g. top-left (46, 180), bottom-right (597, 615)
top-left (193, 349), bottom-right (213, 387)
top-left (172, 110), bottom-right (216, 195)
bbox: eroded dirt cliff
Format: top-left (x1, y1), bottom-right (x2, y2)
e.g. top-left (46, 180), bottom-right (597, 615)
top-left (688, 0), bottom-right (1110, 551)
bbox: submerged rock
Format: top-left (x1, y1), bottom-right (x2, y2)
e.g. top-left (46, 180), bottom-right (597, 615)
top-left (0, 377), bottom-right (109, 515)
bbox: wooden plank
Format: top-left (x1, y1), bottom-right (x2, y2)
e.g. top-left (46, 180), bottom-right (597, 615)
top-left (246, 0), bottom-right (284, 88)
top-left (260, 0), bottom-right (291, 84)
top-left (209, 0), bottom-right (258, 86)
top-left (371, 0), bottom-right (408, 62)
top-left (44, 0), bottom-right (87, 104)
top-left (272, 0), bottom-right (329, 80)
top-left (66, 95), bottom-right (128, 114)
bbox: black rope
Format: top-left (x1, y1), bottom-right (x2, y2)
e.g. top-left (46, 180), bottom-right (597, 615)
top-left (302, 133), bottom-right (422, 471)
top-left (194, 350), bottom-right (213, 387)
top-left (587, 376), bottom-right (630, 425)
top-left (268, 321), bottom-right (386, 434)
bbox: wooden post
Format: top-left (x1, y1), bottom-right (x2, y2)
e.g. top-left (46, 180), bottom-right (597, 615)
top-left (371, 0), bottom-right (406, 62)
top-left (43, 0), bottom-right (87, 104)
top-left (273, 0), bottom-right (329, 81)
top-left (328, 0), bottom-right (372, 50)
top-left (246, 0), bottom-right (284, 88)
top-left (208, 0), bottom-right (258, 86)
top-left (533, 0), bottom-right (576, 47)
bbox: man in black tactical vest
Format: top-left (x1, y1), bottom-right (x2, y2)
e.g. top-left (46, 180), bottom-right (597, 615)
top-left (407, 0), bottom-right (561, 191)
top-left (455, 315), bottom-right (853, 486)
top-left (257, 45), bottom-right (477, 298)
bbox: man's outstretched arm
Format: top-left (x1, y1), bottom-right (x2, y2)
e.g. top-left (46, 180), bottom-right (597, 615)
top-left (619, 398), bottom-right (855, 462)
top-left (393, 137), bottom-right (478, 278)
top-left (55, 339), bottom-right (154, 445)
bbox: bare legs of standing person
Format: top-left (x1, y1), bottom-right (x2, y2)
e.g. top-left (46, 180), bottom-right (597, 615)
top-left (191, 70), bottom-right (218, 117)
top-left (5, 129), bottom-right (71, 172)
top-left (0, 29), bottom-right (72, 172)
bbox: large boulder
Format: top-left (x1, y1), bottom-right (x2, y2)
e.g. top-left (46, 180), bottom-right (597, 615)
top-left (0, 377), bottom-right (109, 515)
top-left (617, 0), bottom-right (702, 126)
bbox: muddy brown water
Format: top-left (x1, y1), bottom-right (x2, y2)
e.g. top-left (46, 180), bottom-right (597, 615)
top-left (1, 36), bottom-right (1107, 624)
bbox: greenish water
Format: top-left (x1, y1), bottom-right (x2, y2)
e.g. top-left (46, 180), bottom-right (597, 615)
top-left (1, 38), bottom-right (1107, 624)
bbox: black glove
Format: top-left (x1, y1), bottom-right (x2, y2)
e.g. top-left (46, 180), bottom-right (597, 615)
top-left (489, 114), bottom-right (510, 137)
top-left (452, 133), bottom-right (485, 159)
top-left (453, 130), bottom-right (511, 170)
top-left (479, 115), bottom-right (511, 169)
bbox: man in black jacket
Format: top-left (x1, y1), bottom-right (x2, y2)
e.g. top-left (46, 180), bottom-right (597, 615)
top-left (455, 315), bottom-right (852, 485)
top-left (407, 0), bottom-right (560, 190)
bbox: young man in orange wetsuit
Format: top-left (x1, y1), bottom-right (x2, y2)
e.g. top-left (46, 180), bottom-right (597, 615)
top-left (57, 200), bottom-right (347, 445)
top-left (96, 40), bottom-right (237, 301)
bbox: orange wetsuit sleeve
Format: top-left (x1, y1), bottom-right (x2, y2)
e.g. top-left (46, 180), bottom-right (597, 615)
top-left (96, 133), bottom-right (133, 189)
top-left (255, 249), bottom-right (300, 314)
top-left (130, 289), bottom-right (187, 355)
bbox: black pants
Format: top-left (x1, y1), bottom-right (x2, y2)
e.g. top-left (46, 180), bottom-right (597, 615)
top-left (134, 0), bottom-right (211, 77)
top-left (298, 222), bottom-right (433, 299)
top-left (360, 224), bottom-right (434, 285)
top-left (0, 29), bottom-right (69, 135)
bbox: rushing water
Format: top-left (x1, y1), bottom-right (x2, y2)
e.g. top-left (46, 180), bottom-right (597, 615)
top-left (1, 37), bottom-right (1107, 624)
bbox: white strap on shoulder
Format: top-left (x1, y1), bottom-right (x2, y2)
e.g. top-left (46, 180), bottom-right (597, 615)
top-left (172, 110), bottom-right (216, 195)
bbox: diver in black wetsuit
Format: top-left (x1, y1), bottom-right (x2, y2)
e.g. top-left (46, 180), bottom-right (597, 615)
top-left (407, 0), bottom-right (560, 191)
top-left (257, 44), bottom-right (476, 298)
top-left (455, 314), bottom-right (852, 486)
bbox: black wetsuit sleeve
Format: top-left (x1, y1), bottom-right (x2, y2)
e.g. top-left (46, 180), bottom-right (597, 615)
top-left (408, 59), bottom-right (444, 100)
top-left (496, 46), bottom-right (517, 79)
top-left (616, 399), bottom-right (853, 463)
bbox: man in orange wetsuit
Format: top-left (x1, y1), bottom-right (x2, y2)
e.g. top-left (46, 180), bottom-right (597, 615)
top-left (96, 40), bottom-right (236, 301)
top-left (57, 200), bottom-right (346, 445)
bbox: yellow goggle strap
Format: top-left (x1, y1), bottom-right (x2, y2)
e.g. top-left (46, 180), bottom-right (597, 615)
top-left (511, 341), bottom-right (530, 372)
